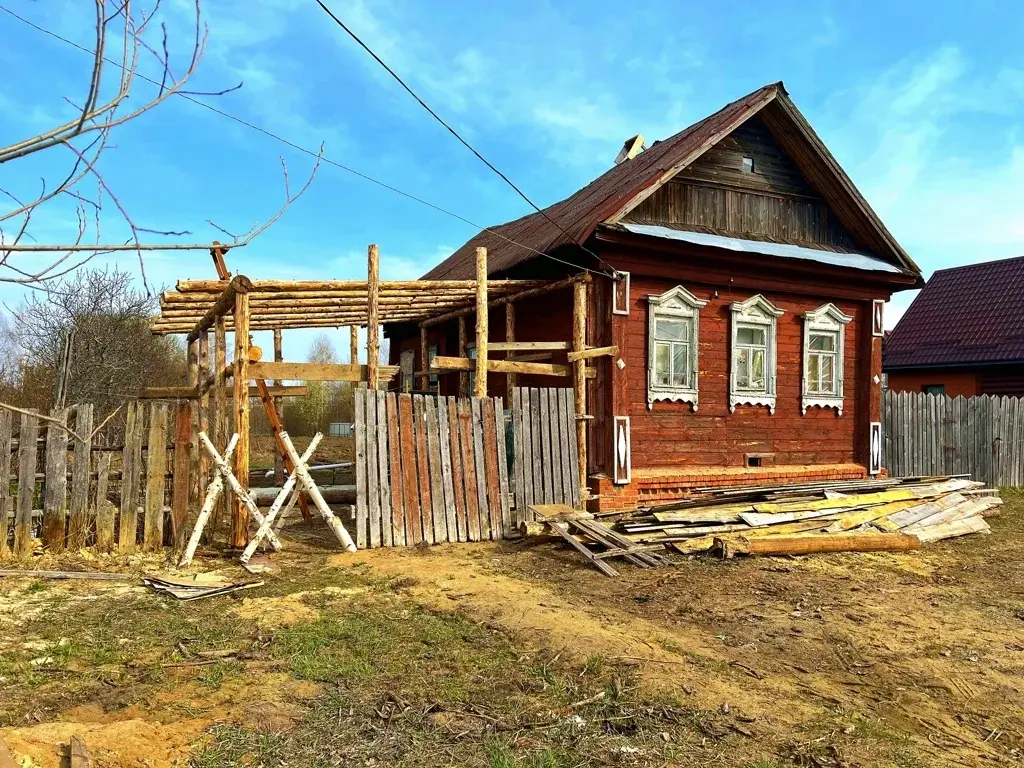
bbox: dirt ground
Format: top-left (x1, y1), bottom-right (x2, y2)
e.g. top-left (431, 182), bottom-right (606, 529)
top-left (1, 493), bottom-right (1022, 766)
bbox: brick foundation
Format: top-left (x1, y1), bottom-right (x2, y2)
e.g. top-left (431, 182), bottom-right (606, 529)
top-left (590, 463), bottom-right (871, 513)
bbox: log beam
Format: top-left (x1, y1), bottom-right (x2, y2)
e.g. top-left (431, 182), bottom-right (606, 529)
top-left (458, 316), bottom-right (468, 397)
top-left (474, 247), bottom-right (488, 399)
top-left (567, 345), bottom-right (618, 363)
top-left (367, 244), bottom-right (380, 390)
top-left (249, 361), bottom-right (399, 382)
top-left (421, 272), bottom-right (590, 328)
top-left (187, 275), bottom-right (253, 343)
top-left (573, 280), bottom-right (588, 507)
top-left (231, 289), bottom-right (251, 548)
top-left (504, 303), bottom-right (516, 394)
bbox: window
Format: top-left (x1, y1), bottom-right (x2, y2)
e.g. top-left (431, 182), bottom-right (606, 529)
top-left (741, 156), bottom-right (754, 173)
top-left (730, 295), bottom-right (784, 413)
top-left (923, 384), bottom-right (945, 396)
top-left (801, 303), bottom-right (852, 415)
top-left (647, 286), bottom-right (708, 409)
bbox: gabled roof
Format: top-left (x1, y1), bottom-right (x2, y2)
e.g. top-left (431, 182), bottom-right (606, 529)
top-left (423, 82), bottom-right (920, 280)
top-left (884, 256), bottom-right (1024, 369)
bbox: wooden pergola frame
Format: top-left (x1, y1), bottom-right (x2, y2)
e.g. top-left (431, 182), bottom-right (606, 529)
top-left (151, 244), bottom-right (607, 549)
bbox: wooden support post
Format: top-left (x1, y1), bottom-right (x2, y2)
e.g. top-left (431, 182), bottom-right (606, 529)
top-left (187, 337), bottom-right (200, 521)
top-left (213, 318), bottom-right (228, 541)
top-left (367, 244), bottom-right (380, 390)
top-left (458, 316), bottom-right (468, 398)
top-left (231, 286), bottom-right (252, 548)
top-left (67, 404), bottom-right (93, 550)
top-left (14, 413), bottom-right (38, 558)
top-left (41, 407), bottom-right (69, 551)
top-left (0, 411), bottom-right (12, 558)
top-left (273, 328), bottom-right (284, 486)
top-left (505, 303), bottom-right (517, 395)
top-left (419, 324), bottom-right (429, 391)
top-left (198, 332), bottom-right (210, 507)
top-left (573, 280), bottom-right (588, 507)
top-left (474, 247), bottom-right (488, 399)
top-left (349, 325), bottom-right (359, 365)
top-left (171, 400), bottom-right (192, 548)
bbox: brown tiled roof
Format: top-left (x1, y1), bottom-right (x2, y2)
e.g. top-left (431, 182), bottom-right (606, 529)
top-left (884, 256), bottom-right (1024, 369)
top-left (423, 83), bottom-right (783, 279)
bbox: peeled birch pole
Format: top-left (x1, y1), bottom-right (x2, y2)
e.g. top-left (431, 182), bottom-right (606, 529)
top-left (179, 434), bottom-right (238, 568)
top-left (279, 430), bottom-right (357, 552)
top-left (273, 488), bottom-right (301, 532)
top-left (474, 247), bottom-right (488, 399)
top-left (715, 532), bottom-right (920, 559)
top-left (199, 431), bottom-right (283, 552)
top-left (240, 434), bottom-right (322, 563)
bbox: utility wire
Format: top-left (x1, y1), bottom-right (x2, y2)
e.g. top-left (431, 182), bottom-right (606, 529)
top-left (313, 0), bottom-right (619, 278)
top-left (0, 4), bottom-right (609, 277)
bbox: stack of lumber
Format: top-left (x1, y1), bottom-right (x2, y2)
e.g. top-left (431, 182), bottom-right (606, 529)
top-left (615, 476), bottom-right (1002, 558)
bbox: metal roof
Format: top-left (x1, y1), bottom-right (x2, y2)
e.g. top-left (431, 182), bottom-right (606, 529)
top-left (884, 256), bottom-right (1024, 369)
top-left (618, 223), bottom-right (905, 274)
top-left (423, 82), bottom-right (919, 280)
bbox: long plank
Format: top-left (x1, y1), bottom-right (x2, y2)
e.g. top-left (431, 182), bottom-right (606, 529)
top-left (547, 387), bottom-right (564, 505)
top-left (144, 403), bottom-right (169, 551)
top-left (170, 400), bottom-right (192, 548)
top-left (471, 397), bottom-right (491, 540)
top-left (118, 401), bottom-right (143, 553)
top-left (354, 390), bottom-right (368, 548)
top-left (539, 388), bottom-right (553, 505)
top-left (549, 522), bottom-right (617, 577)
top-left (480, 398), bottom-right (503, 539)
top-left (556, 388), bottom-right (573, 505)
top-left (413, 395), bottom-right (434, 545)
top-left (436, 398), bottom-right (457, 543)
top-left (494, 397), bottom-right (512, 538)
top-left (529, 388), bottom-right (543, 508)
top-left (374, 391), bottom-right (394, 548)
top-left (249, 361), bottom-right (400, 382)
top-left (564, 388), bottom-right (582, 510)
top-left (520, 387), bottom-right (535, 515)
top-left (447, 397), bottom-right (468, 542)
top-left (365, 389), bottom-right (382, 548)
top-left (94, 451), bottom-right (113, 552)
top-left (0, 410), bottom-right (13, 557)
top-left (511, 388), bottom-right (525, 525)
top-left (386, 393), bottom-right (406, 546)
top-left (458, 399), bottom-right (481, 541)
top-left (424, 397), bottom-right (446, 544)
top-left (398, 394), bottom-right (422, 546)
top-left (67, 404), bottom-right (93, 550)
top-left (14, 413), bottom-right (39, 558)
top-left (41, 407), bottom-right (69, 551)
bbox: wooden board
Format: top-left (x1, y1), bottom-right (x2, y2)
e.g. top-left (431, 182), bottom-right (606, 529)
top-left (67, 404), bottom-right (94, 550)
top-left (511, 387), bottom-right (525, 525)
top-left (0, 410), bottom-right (13, 557)
top-left (14, 413), bottom-right (38, 558)
top-left (437, 397), bottom-right (457, 542)
top-left (458, 399), bottom-right (481, 541)
top-left (480, 398), bottom-right (502, 539)
top-left (375, 391), bottom-right (394, 548)
top-left (365, 390), bottom-right (382, 548)
top-left (42, 407), bottom-right (69, 551)
top-left (144, 403), bottom-right (169, 551)
top-left (413, 395), bottom-right (433, 545)
top-left (386, 392), bottom-right (406, 546)
top-left (398, 394), bottom-right (422, 545)
top-left (94, 452), bottom-right (113, 552)
top-left (471, 397), bottom-right (490, 540)
top-left (424, 397), bottom-right (447, 543)
top-left (494, 397), bottom-right (512, 538)
top-left (118, 401), bottom-right (144, 553)
top-left (354, 390), bottom-right (368, 548)
top-left (447, 396), bottom-right (468, 542)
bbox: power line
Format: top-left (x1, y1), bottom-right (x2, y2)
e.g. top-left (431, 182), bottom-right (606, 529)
top-left (313, 0), bottom-right (619, 278)
top-left (0, 4), bottom-right (608, 277)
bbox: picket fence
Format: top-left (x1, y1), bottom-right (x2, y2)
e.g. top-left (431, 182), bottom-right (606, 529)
top-left (883, 390), bottom-right (1024, 487)
top-left (0, 400), bottom-right (204, 558)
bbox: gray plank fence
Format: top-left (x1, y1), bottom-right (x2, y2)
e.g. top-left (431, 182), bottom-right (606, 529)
top-left (883, 390), bottom-right (1024, 487)
top-left (510, 387), bottom-right (580, 520)
top-left (354, 391), bottom-right (511, 548)
top-left (0, 400), bottom-right (204, 558)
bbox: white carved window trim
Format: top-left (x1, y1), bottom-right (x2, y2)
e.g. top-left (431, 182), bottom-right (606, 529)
top-left (802, 302), bottom-right (852, 415)
top-left (729, 294), bottom-right (784, 414)
top-left (647, 285), bottom-right (707, 410)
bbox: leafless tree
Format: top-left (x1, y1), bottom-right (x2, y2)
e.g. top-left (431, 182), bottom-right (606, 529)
top-left (2, 267), bottom-right (188, 417)
top-left (0, 0), bottom-right (321, 293)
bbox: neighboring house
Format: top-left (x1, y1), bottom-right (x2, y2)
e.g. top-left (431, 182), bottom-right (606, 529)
top-left (387, 82), bottom-right (923, 511)
top-left (884, 256), bottom-right (1024, 398)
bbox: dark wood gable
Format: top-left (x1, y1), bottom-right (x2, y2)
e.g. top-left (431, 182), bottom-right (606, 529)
top-left (621, 115), bottom-right (863, 253)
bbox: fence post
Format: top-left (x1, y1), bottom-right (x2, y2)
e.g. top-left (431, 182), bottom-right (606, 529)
top-left (42, 407), bottom-right (69, 551)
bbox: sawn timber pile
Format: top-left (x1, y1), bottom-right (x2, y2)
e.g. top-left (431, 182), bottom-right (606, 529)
top-left (616, 476), bottom-right (1002, 559)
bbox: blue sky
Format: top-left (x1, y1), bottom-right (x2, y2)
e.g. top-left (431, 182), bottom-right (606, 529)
top-left (2, 0), bottom-right (1024, 361)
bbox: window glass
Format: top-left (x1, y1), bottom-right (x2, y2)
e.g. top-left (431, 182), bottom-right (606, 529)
top-left (656, 318), bottom-right (689, 342)
top-left (809, 332), bottom-right (836, 351)
top-left (737, 326), bottom-right (766, 346)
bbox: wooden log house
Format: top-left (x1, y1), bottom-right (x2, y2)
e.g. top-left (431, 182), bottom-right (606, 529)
top-left (385, 82), bottom-right (924, 512)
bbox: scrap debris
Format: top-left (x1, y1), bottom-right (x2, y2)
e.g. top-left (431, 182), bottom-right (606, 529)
top-left (529, 476), bottom-right (1002, 576)
top-left (142, 572), bottom-right (263, 601)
